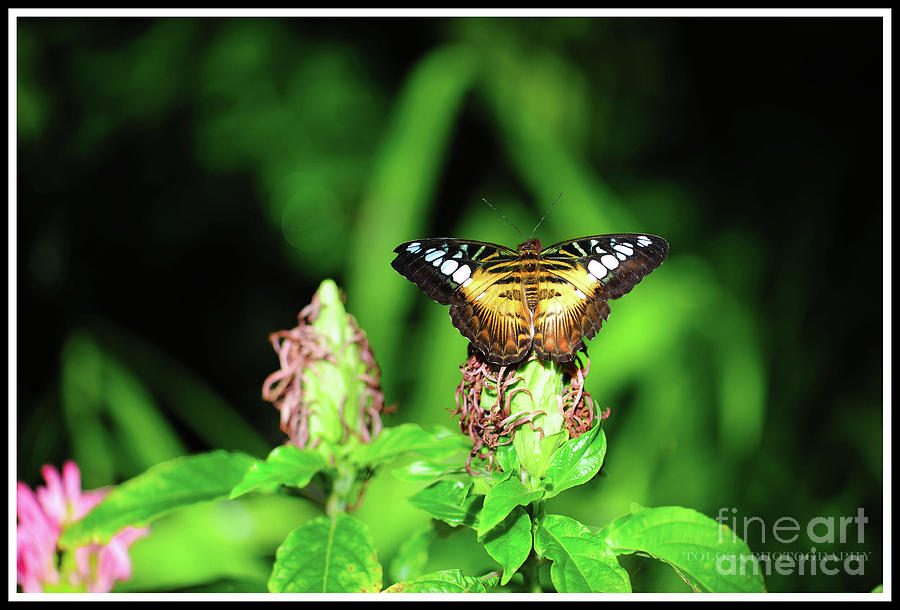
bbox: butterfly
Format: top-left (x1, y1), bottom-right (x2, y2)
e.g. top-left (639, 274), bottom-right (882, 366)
top-left (391, 233), bottom-right (669, 365)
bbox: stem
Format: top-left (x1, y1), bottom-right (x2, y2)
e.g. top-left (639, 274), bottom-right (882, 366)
top-left (521, 500), bottom-right (547, 593)
top-left (521, 554), bottom-right (542, 593)
top-left (326, 461), bottom-right (356, 517)
top-left (325, 493), bottom-right (344, 518)
top-left (530, 499), bottom-right (545, 523)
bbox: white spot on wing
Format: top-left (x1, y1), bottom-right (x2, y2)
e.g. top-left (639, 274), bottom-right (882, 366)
top-left (601, 254), bottom-right (619, 270)
top-left (613, 244), bottom-right (633, 256)
top-left (588, 259), bottom-right (607, 279)
top-left (574, 288), bottom-right (587, 299)
top-left (475, 291), bottom-right (486, 301)
top-left (637, 235), bottom-right (652, 247)
top-left (407, 242), bottom-right (421, 253)
top-left (424, 249), bottom-right (445, 262)
top-left (440, 259), bottom-right (459, 275)
top-left (452, 264), bottom-right (471, 284)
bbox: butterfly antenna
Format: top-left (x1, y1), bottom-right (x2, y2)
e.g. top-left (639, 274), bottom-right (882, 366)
top-left (530, 192), bottom-right (563, 239)
top-left (481, 198), bottom-right (526, 240)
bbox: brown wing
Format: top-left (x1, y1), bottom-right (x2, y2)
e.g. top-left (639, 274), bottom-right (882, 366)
top-left (533, 234), bottom-right (669, 362)
top-left (448, 260), bottom-right (533, 365)
top-left (531, 269), bottom-right (612, 362)
top-left (391, 238), bottom-right (532, 365)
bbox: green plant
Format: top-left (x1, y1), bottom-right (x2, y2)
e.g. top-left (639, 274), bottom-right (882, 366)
top-left (50, 279), bottom-right (765, 593)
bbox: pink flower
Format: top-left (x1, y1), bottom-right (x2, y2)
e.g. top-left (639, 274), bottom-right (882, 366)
top-left (16, 461), bottom-right (148, 593)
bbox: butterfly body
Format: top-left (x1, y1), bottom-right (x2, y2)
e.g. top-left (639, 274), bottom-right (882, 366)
top-left (391, 233), bottom-right (668, 365)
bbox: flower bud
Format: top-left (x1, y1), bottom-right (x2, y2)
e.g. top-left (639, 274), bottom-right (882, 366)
top-left (508, 358), bottom-right (567, 482)
top-left (454, 350), bottom-right (600, 484)
top-left (262, 279), bottom-right (387, 463)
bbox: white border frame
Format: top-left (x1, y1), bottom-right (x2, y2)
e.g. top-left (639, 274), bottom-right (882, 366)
top-left (8, 7), bottom-right (891, 601)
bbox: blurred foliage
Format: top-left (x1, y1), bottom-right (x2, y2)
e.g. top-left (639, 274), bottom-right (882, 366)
top-left (16, 17), bottom-right (882, 593)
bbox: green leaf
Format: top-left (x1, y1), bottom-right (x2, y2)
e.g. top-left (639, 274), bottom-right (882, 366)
top-left (470, 467), bottom-right (512, 496)
top-left (88, 321), bottom-right (270, 458)
top-left (230, 445), bottom-right (327, 499)
top-left (598, 505), bottom-right (766, 593)
top-left (385, 569), bottom-right (494, 593)
top-left (534, 514), bottom-right (631, 593)
top-left (268, 514), bottom-right (382, 593)
top-left (60, 333), bottom-right (118, 485)
top-left (493, 441), bottom-right (520, 474)
top-left (389, 525), bottom-right (437, 583)
top-left (543, 424), bottom-right (607, 499)
top-left (480, 571), bottom-right (501, 588)
top-left (482, 507), bottom-right (532, 586)
top-left (100, 354), bottom-right (188, 469)
top-left (59, 451), bottom-right (256, 548)
top-left (408, 479), bottom-right (480, 528)
top-left (477, 477), bottom-right (544, 538)
top-left (60, 332), bottom-right (188, 487)
top-left (391, 460), bottom-right (466, 482)
top-left (356, 423), bottom-right (466, 466)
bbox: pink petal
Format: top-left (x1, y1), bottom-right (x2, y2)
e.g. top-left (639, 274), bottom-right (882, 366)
top-left (111, 526), bottom-right (149, 548)
top-left (36, 465), bottom-right (66, 525)
top-left (72, 546), bottom-right (94, 583)
top-left (75, 488), bottom-right (108, 521)
top-left (17, 482), bottom-right (59, 545)
top-left (87, 527), bottom-right (148, 592)
top-left (100, 542), bottom-right (131, 582)
top-left (17, 483), bottom-right (46, 527)
top-left (17, 525), bottom-right (59, 592)
top-left (90, 542), bottom-right (129, 593)
top-left (17, 477), bottom-right (62, 592)
top-left (62, 461), bottom-right (83, 506)
top-left (17, 530), bottom-right (43, 585)
top-left (19, 571), bottom-right (44, 594)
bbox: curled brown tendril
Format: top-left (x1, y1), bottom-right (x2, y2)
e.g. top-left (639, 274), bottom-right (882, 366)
top-left (560, 353), bottom-right (610, 438)
top-left (453, 348), bottom-right (606, 474)
top-left (261, 291), bottom-right (389, 450)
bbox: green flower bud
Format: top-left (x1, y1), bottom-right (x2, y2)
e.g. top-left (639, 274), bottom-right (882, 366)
top-left (262, 279), bottom-right (387, 464)
top-left (507, 358), bottom-right (567, 483)
top-left (455, 350), bottom-right (602, 487)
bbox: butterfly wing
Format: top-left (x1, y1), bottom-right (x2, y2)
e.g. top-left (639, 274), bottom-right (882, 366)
top-left (391, 238), bottom-right (533, 365)
top-left (533, 234), bottom-right (669, 361)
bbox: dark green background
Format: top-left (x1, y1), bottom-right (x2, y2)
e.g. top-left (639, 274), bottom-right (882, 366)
top-left (17, 17), bottom-right (883, 593)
